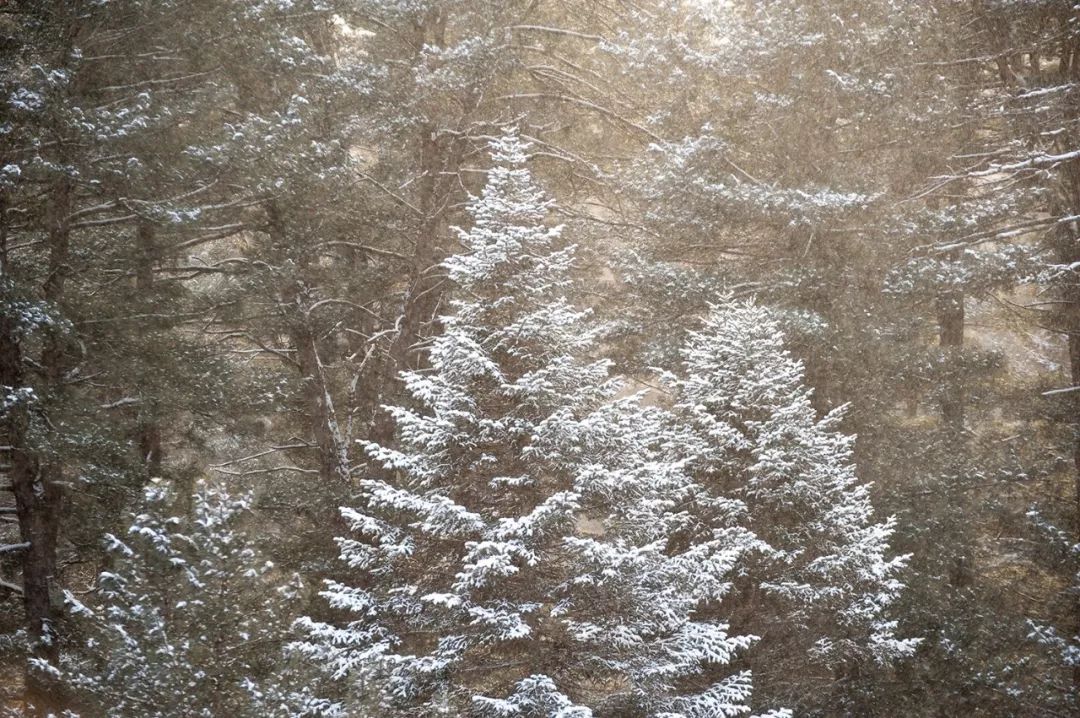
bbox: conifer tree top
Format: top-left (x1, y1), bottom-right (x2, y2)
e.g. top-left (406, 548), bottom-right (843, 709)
top-left (295, 130), bottom-right (760, 718)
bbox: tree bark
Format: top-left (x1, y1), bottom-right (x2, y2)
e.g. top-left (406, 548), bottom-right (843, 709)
top-left (1071, 324), bottom-right (1080, 694)
top-left (266, 200), bottom-right (349, 482)
top-left (937, 287), bottom-right (965, 430)
top-left (135, 220), bottom-right (163, 475)
top-left (12, 176), bottom-right (71, 714)
top-left (136, 222), bottom-right (162, 476)
top-left (1051, 208), bottom-right (1080, 695)
top-left (372, 10), bottom-right (455, 446)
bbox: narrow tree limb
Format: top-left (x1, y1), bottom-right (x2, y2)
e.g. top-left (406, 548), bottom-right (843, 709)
top-left (0, 542), bottom-right (30, 555)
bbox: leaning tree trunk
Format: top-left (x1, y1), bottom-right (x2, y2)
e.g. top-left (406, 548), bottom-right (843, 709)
top-left (372, 7), bottom-right (482, 446)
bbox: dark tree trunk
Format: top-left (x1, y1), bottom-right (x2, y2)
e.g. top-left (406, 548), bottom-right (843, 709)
top-left (135, 220), bottom-right (163, 475)
top-left (1071, 327), bottom-right (1080, 694)
top-left (371, 126), bottom-right (446, 447)
top-left (387, 127), bottom-right (444, 374)
top-left (266, 200), bottom-right (349, 482)
top-left (1056, 129), bottom-right (1080, 692)
top-left (371, 10), bottom-right (462, 447)
top-left (135, 219), bottom-right (156, 291)
top-left (12, 176), bottom-right (71, 714)
top-left (0, 290), bottom-right (58, 715)
top-left (1052, 213), bottom-right (1080, 695)
top-left (937, 288), bottom-right (965, 430)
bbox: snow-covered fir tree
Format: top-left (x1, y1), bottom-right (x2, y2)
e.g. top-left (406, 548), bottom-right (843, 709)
top-left (37, 483), bottom-right (329, 718)
top-left (293, 130), bottom-right (773, 717)
top-left (663, 299), bottom-right (920, 710)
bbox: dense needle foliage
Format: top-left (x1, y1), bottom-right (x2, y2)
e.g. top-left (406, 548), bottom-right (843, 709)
top-left (2, 2), bottom-right (1079, 716)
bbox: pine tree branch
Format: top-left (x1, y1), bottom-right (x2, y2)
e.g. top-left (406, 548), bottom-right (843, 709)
top-left (0, 542), bottom-right (30, 555)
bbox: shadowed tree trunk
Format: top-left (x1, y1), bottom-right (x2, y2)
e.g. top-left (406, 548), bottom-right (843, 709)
top-left (937, 286), bottom-right (965, 430)
top-left (266, 200), bottom-right (349, 483)
top-left (11, 175), bottom-right (71, 715)
top-left (1051, 175), bottom-right (1080, 696)
top-left (136, 220), bottom-right (163, 476)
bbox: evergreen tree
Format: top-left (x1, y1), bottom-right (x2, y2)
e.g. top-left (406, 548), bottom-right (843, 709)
top-left (294, 130), bottom-right (764, 718)
top-left (4, 2), bottom-right (1078, 716)
top-left (39, 482), bottom-right (327, 718)
top-left (607, 2), bottom-right (1044, 713)
top-left (963, 3), bottom-right (1080, 710)
top-left (1, 2), bottom-right (237, 707)
top-left (664, 299), bottom-right (918, 712)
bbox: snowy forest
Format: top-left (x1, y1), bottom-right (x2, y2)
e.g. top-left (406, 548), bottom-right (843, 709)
top-left (2, 0), bottom-right (1080, 715)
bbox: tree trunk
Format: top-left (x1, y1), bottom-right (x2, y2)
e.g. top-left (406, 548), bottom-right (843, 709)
top-left (937, 288), bottom-right (965, 430)
top-left (266, 200), bottom-right (349, 482)
top-left (1052, 208), bottom-right (1080, 694)
top-left (0, 295), bottom-right (59, 717)
top-left (292, 326), bottom-right (349, 482)
top-left (13, 176), bottom-right (71, 714)
top-left (387, 127), bottom-right (444, 374)
top-left (371, 125), bottom-right (446, 447)
top-left (135, 220), bottom-right (163, 475)
top-left (372, 10), bottom-right (457, 446)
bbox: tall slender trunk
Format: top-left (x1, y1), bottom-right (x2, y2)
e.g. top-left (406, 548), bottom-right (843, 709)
top-left (1056, 109), bottom-right (1080, 691)
top-left (1068, 306), bottom-right (1080, 694)
top-left (937, 286), bottom-right (965, 430)
top-left (13, 176), bottom-right (71, 714)
top-left (1051, 211), bottom-right (1080, 695)
top-left (6, 6), bottom-right (82, 707)
top-left (371, 10), bottom-right (455, 446)
top-left (266, 200), bottom-right (349, 482)
top-left (135, 220), bottom-right (163, 476)
top-left (934, 250), bottom-right (971, 592)
top-left (371, 126), bottom-right (446, 447)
